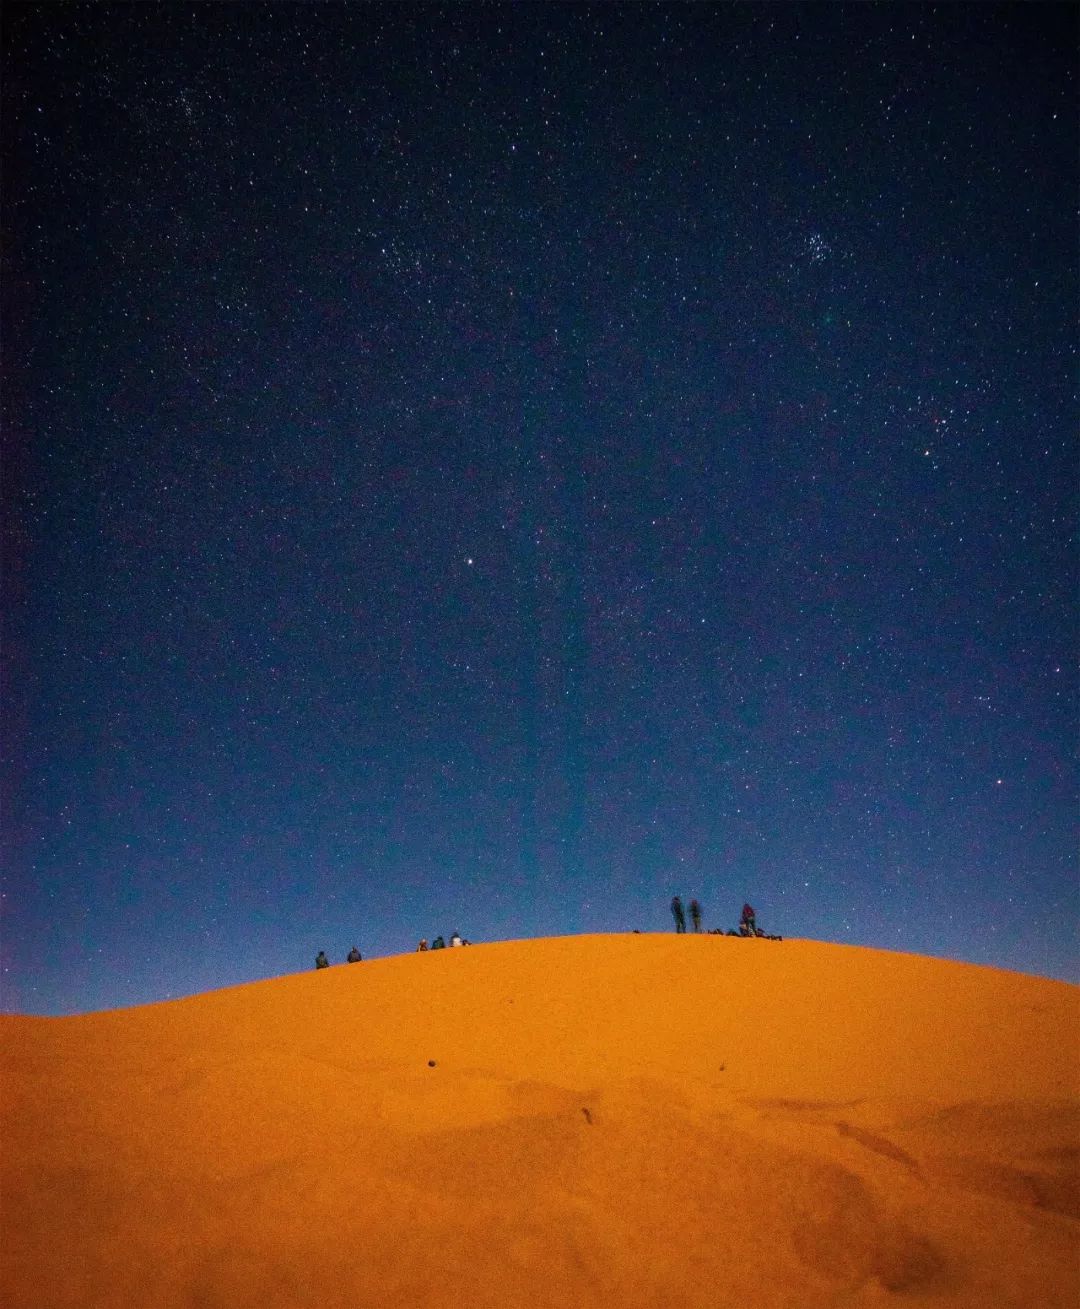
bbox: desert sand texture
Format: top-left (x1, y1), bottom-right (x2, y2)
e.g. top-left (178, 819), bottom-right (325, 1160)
top-left (2, 933), bottom-right (1078, 1309)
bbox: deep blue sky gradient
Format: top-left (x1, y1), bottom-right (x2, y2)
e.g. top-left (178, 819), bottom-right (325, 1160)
top-left (3, 3), bottom-right (1076, 1013)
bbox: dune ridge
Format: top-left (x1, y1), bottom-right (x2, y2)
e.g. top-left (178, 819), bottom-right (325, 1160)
top-left (2, 933), bottom-right (1077, 1308)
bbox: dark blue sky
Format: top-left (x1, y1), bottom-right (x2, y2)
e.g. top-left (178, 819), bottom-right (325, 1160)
top-left (3, 3), bottom-right (1076, 1014)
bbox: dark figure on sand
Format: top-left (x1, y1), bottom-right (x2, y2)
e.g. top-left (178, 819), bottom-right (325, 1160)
top-left (689, 899), bottom-right (702, 933)
top-left (315, 951), bottom-right (330, 970)
top-left (671, 896), bottom-right (686, 933)
top-left (740, 904), bottom-right (757, 934)
top-left (346, 947), bottom-right (362, 963)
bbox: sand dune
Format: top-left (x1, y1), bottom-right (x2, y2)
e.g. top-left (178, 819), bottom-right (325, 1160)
top-left (2, 934), bottom-right (1077, 1308)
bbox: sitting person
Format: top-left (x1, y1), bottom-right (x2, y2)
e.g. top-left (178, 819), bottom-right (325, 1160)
top-left (315, 951), bottom-right (330, 969)
top-left (416, 939), bottom-right (429, 951)
top-left (346, 946), bottom-right (362, 963)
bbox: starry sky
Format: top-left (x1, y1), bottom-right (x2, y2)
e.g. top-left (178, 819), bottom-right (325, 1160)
top-left (3, 3), bottom-right (1076, 1015)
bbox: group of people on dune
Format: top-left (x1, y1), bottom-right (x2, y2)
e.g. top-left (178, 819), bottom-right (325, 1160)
top-left (415, 933), bottom-right (469, 950)
top-left (670, 897), bottom-right (782, 940)
top-left (314, 947), bottom-right (363, 968)
top-left (314, 933), bottom-right (470, 968)
top-left (316, 904), bottom-right (780, 969)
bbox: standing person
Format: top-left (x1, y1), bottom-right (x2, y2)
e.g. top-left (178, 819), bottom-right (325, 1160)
top-left (315, 951), bottom-right (330, 969)
top-left (671, 896), bottom-right (686, 933)
top-left (740, 903), bottom-right (757, 935)
top-left (346, 947), bottom-right (362, 963)
top-left (689, 899), bottom-right (702, 933)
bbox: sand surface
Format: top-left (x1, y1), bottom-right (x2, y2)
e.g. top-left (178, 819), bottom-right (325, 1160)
top-left (2, 933), bottom-right (1078, 1308)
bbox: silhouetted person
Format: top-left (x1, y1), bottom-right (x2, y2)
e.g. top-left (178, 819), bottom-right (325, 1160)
top-left (346, 947), bottom-right (362, 963)
top-left (315, 951), bottom-right (330, 970)
top-left (450, 931), bottom-right (463, 947)
top-left (432, 935), bottom-right (445, 949)
top-left (689, 899), bottom-right (702, 933)
top-left (416, 939), bottom-right (429, 951)
top-left (740, 903), bottom-right (757, 934)
top-left (671, 896), bottom-right (686, 933)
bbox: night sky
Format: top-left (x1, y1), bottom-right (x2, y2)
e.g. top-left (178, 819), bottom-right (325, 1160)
top-left (3, 3), bottom-right (1076, 1015)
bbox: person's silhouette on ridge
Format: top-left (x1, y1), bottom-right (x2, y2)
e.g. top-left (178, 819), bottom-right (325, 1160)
top-left (315, 951), bottom-right (330, 969)
top-left (671, 896), bottom-right (686, 933)
top-left (689, 899), bottom-right (702, 933)
top-left (346, 947), bottom-right (362, 963)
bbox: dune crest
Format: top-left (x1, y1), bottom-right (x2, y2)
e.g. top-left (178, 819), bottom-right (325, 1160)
top-left (2, 934), bottom-right (1077, 1308)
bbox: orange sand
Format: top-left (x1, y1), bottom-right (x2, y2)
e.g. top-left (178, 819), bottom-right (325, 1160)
top-left (2, 933), bottom-right (1077, 1308)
